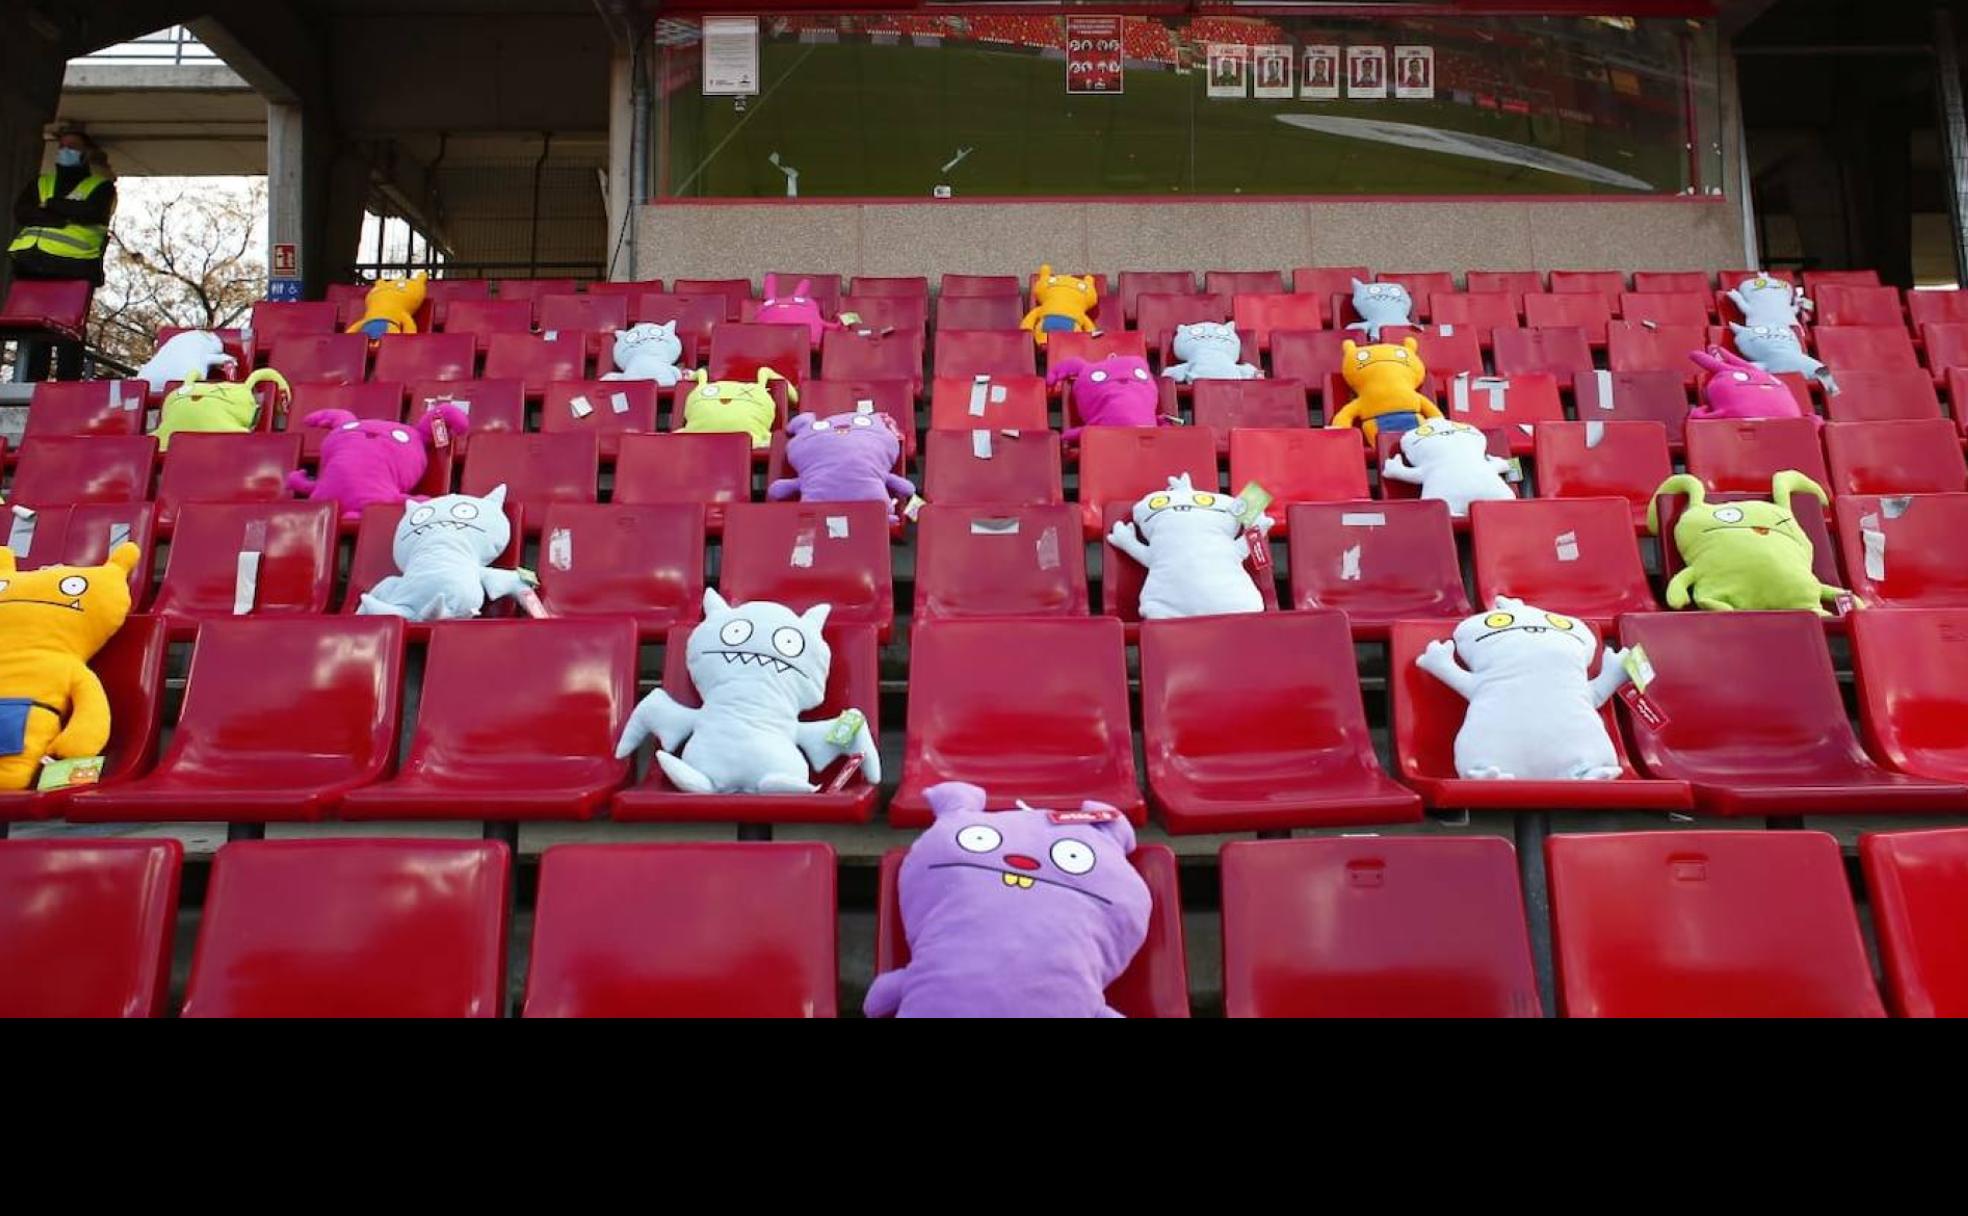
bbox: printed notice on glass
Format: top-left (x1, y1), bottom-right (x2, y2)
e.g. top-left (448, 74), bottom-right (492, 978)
top-left (1394, 46), bottom-right (1436, 99)
top-left (1066, 16), bottom-right (1124, 95)
top-left (702, 16), bottom-right (761, 97)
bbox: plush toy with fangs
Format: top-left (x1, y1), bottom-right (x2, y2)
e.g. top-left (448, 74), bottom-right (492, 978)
top-left (1649, 471), bottom-right (1852, 614)
top-left (1106, 473), bottom-right (1270, 619)
top-left (287, 403), bottom-right (469, 522)
top-left (1347, 278), bottom-right (1415, 341)
top-left (1052, 354), bottom-right (1166, 440)
top-left (0, 543), bottom-right (142, 791)
top-left (1380, 419), bottom-right (1514, 517)
top-left (766, 410), bottom-right (915, 515)
top-left (1690, 345), bottom-right (1818, 425)
top-left (1160, 322), bottom-right (1260, 383)
top-left (1729, 323), bottom-right (1837, 395)
top-left (601, 321), bottom-right (686, 386)
top-left (355, 484), bottom-right (530, 622)
top-left (1328, 337), bottom-right (1440, 444)
top-left (1019, 264), bottom-right (1098, 347)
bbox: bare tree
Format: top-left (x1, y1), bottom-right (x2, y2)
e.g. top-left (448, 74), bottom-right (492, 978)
top-left (90, 179), bottom-right (267, 365)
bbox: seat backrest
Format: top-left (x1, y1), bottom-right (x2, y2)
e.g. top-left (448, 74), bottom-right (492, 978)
top-left (927, 374), bottom-right (1049, 431)
top-left (1859, 826), bottom-right (1968, 1017)
top-left (922, 427), bottom-right (1062, 506)
top-left (1918, 321), bottom-right (1968, 375)
top-left (23, 380), bottom-right (146, 440)
top-left (406, 618), bottom-right (635, 771)
top-left (914, 502), bottom-right (1087, 621)
top-left (1571, 369), bottom-right (1691, 447)
top-left (1533, 420), bottom-right (1672, 517)
top-left (1849, 608), bottom-right (1968, 790)
top-left (1906, 289), bottom-right (1968, 330)
top-left (1464, 270), bottom-right (1544, 304)
top-left (1076, 425), bottom-right (1219, 532)
top-left (1631, 270), bottom-right (1711, 294)
top-left (372, 333), bottom-right (477, 383)
top-left (1546, 269), bottom-right (1626, 303)
top-left (482, 331), bottom-right (589, 393)
top-left (1802, 268), bottom-right (1883, 293)
top-left (1046, 330), bottom-right (1148, 373)
top-left (523, 842), bottom-right (837, 1017)
top-left (0, 839), bottom-right (182, 1017)
top-left (7, 501), bottom-right (157, 599)
top-left (460, 431), bottom-right (598, 506)
top-left (1287, 500), bottom-right (1468, 633)
top-left (837, 293), bottom-right (927, 339)
top-left (1230, 292), bottom-right (1322, 350)
top-left (1118, 270), bottom-right (1195, 323)
top-left (1606, 321), bottom-right (1708, 376)
top-left (611, 431), bottom-right (751, 519)
top-left (1428, 291), bottom-right (1518, 340)
top-left (534, 502), bottom-right (705, 631)
top-left (8, 435), bottom-right (156, 506)
top-left (718, 501), bottom-right (894, 635)
top-left (819, 329), bottom-right (924, 390)
top-left (1220, 836), bottom-right (1540, 1018)
top-left (1682, 417), bottom-right (1829, 493)
top-left (269, 334), bottom-right (368, 386)
top-left (1814, 323), bottom-right (1920, 373)
top-left (152, 501), bottom-right (338, 619)
top-left (1815, 283), bottom-right (1903, 328)
top-left (422, 277), bottom-right (493, 327)
top-left (539, 379), bottom-right (661, 444)
top-left (1825, 419), bottom-right (1968, 495)
top-left (0, 279), bottom-right (93, 334)
top-left (1492, 326), bottom-right (1594, 378)
top-left (1431, 369), bottom-right (1563, 442)
top-left (672, 277), bottom-right (753, 318)
top-left (933, 328), bottom-right (1036, 379)
top-left (1290, 266), bottom-right (1370, 302)
top-left (155, 432), bottom-right (302, 529)
top-left (496, 277), bottom-right (581, 305)
top-left (1823, 367), bottom-right (1942, 423)
top-left (1227, 426), bottom-right (1366, 507)
top-left (631, 292), bottom-right (726, 346)
top-left (1836, 492), bottom-right (1968, 607)
top-left (409, 377), bottom-right (524, 441)
top-left (182, 838), bottom-right (508, 1017)
top-left (1377, 271), bottom-right (1456, 318)
top-left (1469, 497), bottom-right (1654, 621)
top-left (341, 498), bottom-right (523, 610)
top-left (1617, 292), bottom-right (1710, 329)
top-left (537, 292), bottom-right (628, 337)
top-left (285, 379), bottom-right (405, 431)
top-left (1270, 328), bottom-right (1350, 392)
top-left (249, 301), bottom-right (339, 359)
top-left (1193, 380), bottom-right (1311, 435)
top-left (1205, 269), bottom-right (1286, 298)
top-left (440, 298), bottom-right (533, 337)
top-left (851, 274), bottom-right (931, 299)
top-left (935, 294), bottom-right (1023, 332)
top-left (1135, 292), bottom-right (1229, 350)
top-left (1523, 292), bottom-right (1612, 342)
top-left (1548, 829), bottom-right (1884, 1017)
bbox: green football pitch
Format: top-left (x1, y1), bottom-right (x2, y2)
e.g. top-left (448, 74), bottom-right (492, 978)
top-left (662, 40), bottom-right (1684, 199)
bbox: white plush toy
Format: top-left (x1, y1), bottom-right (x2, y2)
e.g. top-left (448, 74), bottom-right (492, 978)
top-left (137, 329), bottom-right (235, 394)
top-left (602, 320), bottom-right (686, 386)
top-left (1380, 420), bottom-right (1513, 517)
top-left (614, 590), bottom-right (881, 793)
top-left (1416, 597), bottom-right (1631, 781)
top-left (356, 484), bottom-right (533, 621)
top-left (1107, 473), bottom-right (1271, 619)
top-left (1347, 279), bottom-right (1415, 341)
top-left (1160, 322), bottom-right (1261, 383)
top-left (1727, 275), bottom-right (1809, 329)
top-left (1729, 322), bottom-right (1837, 392)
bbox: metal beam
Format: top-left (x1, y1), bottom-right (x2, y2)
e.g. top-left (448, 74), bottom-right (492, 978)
top-left (1935, 7), bottom-right (1968, 286)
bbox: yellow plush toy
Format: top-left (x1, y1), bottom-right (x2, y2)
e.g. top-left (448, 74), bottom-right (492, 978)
top-left (677, 367), bottom-right (795, 449)
top-left (1020, 264), bottom-right (1098, 347)
top-left (152, 367), bottom-right (289, 451)
top-left (347, 272), bottom-right (427, 339)
top-left (1327, 337), bottom-right (1443, 444)
top-left (0, 543), bottom-right (141, 791)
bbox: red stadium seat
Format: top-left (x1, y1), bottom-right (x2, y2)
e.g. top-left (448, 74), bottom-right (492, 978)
top-left (934, 329), bottom-right (1035, 379)
top-left (1287, 500), bottom-right (1469, 637)
top-left (0, 612), bottom-right (165, 823)
top-left (523, 843), bottom-right (837, 1017)
top-left (1427, 291), bottom-right (1518, 345)
top-left (1533, 420), bottom-right (1674, 528)
top-left (1859, 827), bottom-right (1968, 1017)
top-left (461, 431), bottom-right (598, 508)
top-left (820, 330), bottom-right (923, 393)
top-left (539, 379), bottom-right (659, 458)
top-left (248, 301), bottom-right (339, 364)
top-left (672, 277), bottom-right (752, 319)
top-left (283, 381), bottom-right (406, 460)
top-left (410, 378), bottom-right (524, 446)
top-left (441, 298), bottom-right (533, 338)
top-left (1851, 609), bottom-right (1968, 791)
top-left (612, 432), bottom-right (751, 527)
top-left (339, 618), bottom-right (635, 822)
top-left (339, 498), bottom-right (523, 616)
top-left (1136, 292), bottom-right (1229, 353)
top-left (837, 293), bottom-right (927, 338)
top-left (533, 502), bottom-right (704, 635)
top-left (1523, 292), bottom-right (1612, 345)
top-left (1231, 293), bottom-right (1322, 352)
top-left (268, 334), bottom-right (368, 386)
top-left (928, 374), bottom-right (1049, 431)
top-left (1141, 611), bottom-right (1419, 833)
top-left (1546, 269), bottom-right (1626, 307)
top-left (1045, 331), bottom-right (1148, 379)
top-left (914, 503), bottom-right (1086, 622)
top-left (1220, 837), bottom-right (1539, 1018)
top-left (1390, 618), bottom-right (1689, 811)
top-left (1683, 417), bottom-right (1829, 494)
top-left (1918, 322), bottom-right (1968, 384)
top-left (483, 331), bottom-right (588, 397)
top-left (22, 379), bottom-right (147, 439)
top-left (1617, 611), bottom-right (1966, 814)
top-left (539, 293), bottom-right (628, 343)
top-left (1271, 329), bottom-right (1350, 399)
top-left (1547, 830), bottom-right (1884, 1018)
top-left (3, 501), bottom-right (156, 600)
top-left (149, 502), bottom-right (338, 628)
top-left (68, 616), bottom-right (404, 823)
top-left (851, 275), bottom-right (931, 300)
top-left (8, 435), bottom-right (155, 505)
top-left (632, 292), bottom-right (726, 347)
top-left (1118, 270), bottom-right (1195, 324)
top-left (718, 501), bottom-right (893, 638)
top-left (1607, 322), bottom-right (1708, 384)
top-left (763, 272), bottom-right (842, 315)
top-left (1465, 270), bottom-right (1543, 306)
top-left (1814, 324), bottom-right (1920, 375)
top-left (1075, 425), bottom-right (1218, 536)
top-left (180, 839), bottom-right (508, 1018)
top-left (154, 432), bottom-right (302, 531)
top-left (1433, 371), bottom-right (1562, 452)
top-left (0, 278), bottom-right (91, 342)
top-left (1493, 326), bottom-right (1594, 379)
top-left (1803, 268), bottom-right (1882, 293)
top-left (891, 616), bottom-right (1142, 828)
top-left (497, 276), bottom-right (580, 304)
top-left (1291, 266), bottom-right (1370, 302)
top-left (1906, 289), bottom-right (1968, 330)
top-left (1617, 291), bottom-right (1710, 327)
top-left (372, 333), bottom-right (475, 383)
top-left (1378, 271), bottom-right (1455, 319)
top-left (935, 294), bottom-right (1024, 332)
top-left (423, 278), bottom-right (492, 328)
top-left (1386, 325), bottom-right (1483, 382)
top-left (324, 282), bottom-right (369, 327)
top-left (1205, 270), bottom-right (1285, 299)
top-left (1823, 367), bottom-right (1943, 422)
top-left (1470, 497), bottom-right (1656, 625)
top-left (1632, 270), bottom-right (1711, 294)
top-left (1836, 492), bottom-right (1968, 608)
top-left (942, 273), bottom-right (1019, 301)
top-left (873, 844), bottom-right (1190, 1018)
top-left (1228, 427), bottom-right (1366, 514)
top-left (1571, 369), bottom-right (1693, 449)
top-left (922, 427), bottom-right (1062, 506)
top-left (1824, 419), bottom-right (1967, 495)
top-left (1815, 284), bottom-right (1904, 328)
top-left (1193, 380), bottom-right (1309, 442)
top-left (0, 839), bottom-right (181, 1017)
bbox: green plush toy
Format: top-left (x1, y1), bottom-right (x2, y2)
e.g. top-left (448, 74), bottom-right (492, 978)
top-left (1648, 470), bottom-right (1853, 615)
top-left (152, 367), bottom-right (288, 452)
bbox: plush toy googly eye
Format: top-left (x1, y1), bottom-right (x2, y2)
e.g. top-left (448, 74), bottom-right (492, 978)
top-left (1484, 612), bottom-right (1515, 628)
top-left (812, 420), bottom-right (831, 431)
top-left (1089, 370), bottom-right (1108, 383)
top-left (1132, 367), bottom-right (1149, 380)
top-left (391, 429), bottom-right (411, 444)
top-left (1712, 506), bottom-right (1745, 524)
top-left (852, 415), bottom-right (873, 428)
top-left (341, 421), bottom-right (361, 432)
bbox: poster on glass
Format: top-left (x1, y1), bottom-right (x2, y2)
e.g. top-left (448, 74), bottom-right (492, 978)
top-left (1395, 46), bottom-right (1436, 99)
top-left (1206, 45), bottom-right (1248, 98)
top-left (1253, 44), bottom-right (1294, 98)
top-left (702, 15), bottom-right (761, 97)
top-left (1300, 45), bottom-right (1340, 100)
top-left (1346, 46), bottom-right (1388, 99)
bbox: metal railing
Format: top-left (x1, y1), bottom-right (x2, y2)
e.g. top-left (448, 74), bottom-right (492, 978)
top-left (73, 26), bottom-right (219, 68)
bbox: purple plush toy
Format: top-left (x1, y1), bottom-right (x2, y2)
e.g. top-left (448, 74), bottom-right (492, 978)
top-left (755, 274), bottom-right (836, 344)
top-left (864, 781), bottom-right (1152, 1019)
top-left (766, 410), bottom-right (915, 517)
top-left (1048, 354), bottom-right (1168, 442)
top-left (1689, 345), bottom-right (1818, 429)
top-left (285, 403), bottom-right (470, 522)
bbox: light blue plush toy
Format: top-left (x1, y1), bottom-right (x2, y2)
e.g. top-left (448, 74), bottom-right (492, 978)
top-left (1727, 275), bottom-right (1809, 329)
top-left (614, 591), bottom-right (881, 794)
top-left (1348, 278), bottom-right (1415, 341)
top-left (1160, 322), bottom-right (1261, 383)
top-left (1730, 322), bottom-right (1837, 393)
top-left (355, 484), bottom-right (533, 621)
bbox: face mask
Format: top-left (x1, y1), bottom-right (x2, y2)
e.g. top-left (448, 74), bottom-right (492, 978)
top-left (54, 148), bottom-right (84, 169)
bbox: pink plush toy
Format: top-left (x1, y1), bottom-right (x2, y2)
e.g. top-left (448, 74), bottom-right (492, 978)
top-left (1049, 354), bottom-right (1169, 442)
top-left (1689, 345), bottom-right (1818, 429)
top-left (755, 274), bottom-right (836, 344)
top-left (286, 403), bottom-right (470, 521)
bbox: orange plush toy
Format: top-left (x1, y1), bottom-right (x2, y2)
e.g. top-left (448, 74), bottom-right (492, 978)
top-left (347, 272), bottom-right (427, 340)
top-left (1020, 264), bottom-right (1098, 347)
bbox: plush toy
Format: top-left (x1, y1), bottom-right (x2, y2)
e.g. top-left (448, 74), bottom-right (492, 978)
top-left (137, 330), bottom-right (234, 394)
top-left (1381, 419), bottom-right (1513, 516)
top-left (355, 485), bottom-right (531, 622)
top-left (1019, 264), bottom-right (1098, 347)
top-left (1160, 322), bottom-right (1260, 383)
top-left (346, 272), bottom-right (426, 340)
top-left (1730, 323), bottom-right (1837, 394)
top-left (755, 275), bottom-right (836, 344)
top-left (677, 368), bottom-right (791, 449)
top-left (1106, 473), bottom-right (1271, 619)
top-left (614, 590), bottom-right (880, 793)
top-left (1328, 337), bottom-right (1441, 444)
top-left (766, 410), bottom-right (915, 517)
top-left (1348, 278), bottom-right (1415, 340)
top-left (1689, 345), bottom-right (1818, 426)
top-left (1415, 597), bottom-right (1631, 781)
top-left (602, 321), bottom-right (686, 386)
top-left (0, 543), bottom-right (141, 791)
top-left (152, 367), bottom-right (288, 451)
top-left (287, 403), bottom-right (469, 522)
top-left (863, 781), bottom-right (1151, 1019)
top-left (1052, 354), bottom-right (1168, 440)
top-left (1649, 472), bottom-right (1851, 615)
top-left (1728, 274), bottom-right (1809, 329)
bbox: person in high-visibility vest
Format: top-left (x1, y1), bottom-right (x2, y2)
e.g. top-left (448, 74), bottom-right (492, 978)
top-left (9, 131), bottom-right (117, 287)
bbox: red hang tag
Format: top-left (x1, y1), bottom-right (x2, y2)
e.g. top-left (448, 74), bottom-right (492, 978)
top-left (428, 414), bottom-right (451, 449)
top-left (823, 752), bottom-right (864, 794)
top-left (1833, 593), bottom-right (1858, 616)
top-left (1617, 682), bottom-right (1670, 731)
top-left (1245, 528), bottom-right (1272, 571)
top-left (1047, 807), bottom-right (1120, 825)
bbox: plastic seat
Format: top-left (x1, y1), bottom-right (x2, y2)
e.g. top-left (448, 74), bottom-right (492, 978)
top-left (483, 332), bottom-right (588, 397)
top-left (630, 292), bottom-right (726, 348)
top-left (1204, 269), bottom-right (1285, 299)
top-left (935, 294), bottom-right (1023, 332)
top-left (718, 501), bottom-right (893, 638)
top-left (1546, 269), bottom-right (1626, 308)
top-left (422, 277), bottom-right (493, 328)
top-left (1141, 611), bottom-right (1419, 834)
top-left (339, 497), bottom-right (523, 616)
top-left (248, 301), bottom-right (338, 363)
top-left (1607, 321), bottom-right (1708, 383)
top-left (1906, 289), bottom-right (1968, 330)
top-left (538, 292), bottom-right (628, 343)
top-left (836, 293), bottom-right (927, 339)
top-left (1388, 325), bottom-right (1484, 382)
top-left (1632, 271), bottom-right (1711, 294)
top-left (22, 380), bottom-right (147, 439)
top-left (440, 298), bottom-right (532, 338)
top-left (1825, 419), bottom-right (1967, 495)
top-left (1227, 427), bottom-right (1366, 514)
top-left (873, 843), bottom-right (1190, 1018)
top-left (1851, 609), bottom-right (1968, 791)
top-left (673, 277), bottom-right (752, 319)
top-left (283, 381), bottom-right (406, 460)
top-left (611, 432), bottom-right (751, 528)
top-left (532, 502), bottom-right (704, 635)
top-left (1075, 425), bottom-right (1218, 536)
top-left (933, 329), bottom-right (1035, 380)
top-left (2, 501), bottom-right (156, 600)
top-left (322, 282), bottom-right (370, 327)
top-left (850, 274), bottom-right (931, 300)
top-left (1837, 492), bottom-right (1968, 607)
top-left (1286, 500), bottom-right (1467, 637)
top-left (0, 278), bottom-right (91, 341)
top-left (1547, 830), bottom-right (1885, 1018)
top-left (154, 432), bottom-right (301, 531)
top-left (1803, 269), bottom-right (1882, 293)
top-left (460, 431), bottom-right (598, 508)
top-left (1193, 380), bottom-right (1309, 442)
top-left (0, 839), bottom-right (181, 1017)
top-left (523, 843), bottom-right (837, 1017)
top-left (371, 333), bottom-right (476, 383)
top-left (891, 616), bottom-right (1142, 827)
top-left (7, 435), bottom-right (156, 505)
top-left (1434, 370), bottom-right (1563, 452)
top-left (1291, 266), bottom-right (1370, 302)
top-left (1428, 291), bottom-right (1518, 345)
top-left (1617, 291), bottom-right (1709, 328)
top-left (1815, 284), bottom-right (1903, 328)
top-left (1859, 827), bottom-right (1968, 1017)
top-left (268, 334), bottom-right (368, 387)
top-left (1493, 326), bottom-right (1594, 379)
top-left (819, 330), bottom-right (923, 393)
top-left (1270, 329), bottom-right (1350, 400)
top-left (1230, 293), bottom-right (1321, 353)
top-left (1390, 618), bottom-right (1688, 811)
top-left (927, 374), bottom-right (1049, 431)
top-left (1815, 324), bottom-right (1920, 375)
top-left (1470, 497), bottom-right (1655, 624)
top-left (1571, 369), bottom-right (1692, 449)
top-left (1523, 293), bottom-right (1613, 346)
top-left (1533, 420), bottom-right (1674, 528)
top-left (0, 612), bottom-right (167, 823)
top-left (1465, 270), bottom-right (1543, 306)
top-left (1136, 292), bottom-right (1229, 354)
top-left (1683, 418), bottom-right (1829, 494)
top-left (180, 839), bottom-right (508, 1018)
top-left (709, 322), bottom-right (810, 387)
top-left (1616, 611), bottom-right (1966, 814)
top-left (68, 616), bottom-right (404, 823)
top-left (538, 379), bottom-right (659, 458)
top-left (922, 427), bottom-right (1062, 506)
top-left (404, 378), bottom-right (522, 449)
top-left (1918, 321), bottom-right (1968, 385)
top-left (150, 502), bottom-right (337, 627)
top-left (1045, 331), bottom-right (1148, 379)
top-left (340, 619), bottom-right (635, 822)
top-left (1220, 837), bottom-right (1539, 1018)
top-left (495, 277), bottom-right (581, 311)
top-left (1377, 271), bottom-right (1456, 319)
top-left (1823, 368), bottom-right (1942, 422)
top-left (914, 503), bottom-right (1086, 622)
top-left (1118, 271), bottom-right (1195, 324)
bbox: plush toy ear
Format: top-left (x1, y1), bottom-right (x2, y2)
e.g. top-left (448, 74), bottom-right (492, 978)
top-left (417, 401), bottom-right (470, 439)
top-left (1171, 472), bottom-right (1194, 492)
top-left (1689, 347), bottom-right (1727, 375)
top-left (1771, 469), bottom-right (1829, 508)
top-left (793, 278), bottom-right (811, 298)
top-left (1045, 356), bottom-right (1089, 388)
top-left (1351, 277), bottom-right (1367, 293)
top-left (303, 408), bottom-right (358, 430)
top-left (1038, 262), bottom-right (1054, 281)
top-left (412, 271), bottom-right (428, 283)
top-left (1647, 473), bottom-right (1707, 536)
top-left (105, 542), bottom-right (141, 578)
top-left (787, 413), bottom-right (815, 436)
top-left (481, 483), bottom-right (508, 510)
top-left (1079, 275), bottom-right (1097, 297)
top-left (763, 274), bottom-right (779, 299)
top-left (924, 781), bottom-right (989, 819)
top-left (703, 587), bottom-right (731, 616)
top-left (800, 602), bottom-right (832, 632)
top-left (1403, 337), bottom-right (1420, 355)
top-left (1493, 595), bottom-right (1526, 612)
top-left (244, 368), bottom-right (290, 398)
top-left (694, 368), bottom-right (709, 391)
top-left (1081, 800), bottom-right (1137, 855)
top-left (1728, 321), bottom-right (1753, 340)
top-left (1341, 339), bottom-right (1359, 362)
top-left (657, 320), bottom-right (677, 338)
top-left (614, 327), bottom-right (631, 346)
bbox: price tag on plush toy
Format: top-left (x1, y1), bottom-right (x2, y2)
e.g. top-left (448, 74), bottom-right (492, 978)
top-left (1047, 806), bottom-right (1121, 825)
top-left (1234, 481), bottom-right (1272, 529)
top-left (36, 755), bottom-right (105, 791)
top-left (825, 709), bottom-right (866, 748)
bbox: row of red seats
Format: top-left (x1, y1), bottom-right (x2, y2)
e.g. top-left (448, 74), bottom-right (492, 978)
top-left (7, 823), bottom-right (1964, 1016)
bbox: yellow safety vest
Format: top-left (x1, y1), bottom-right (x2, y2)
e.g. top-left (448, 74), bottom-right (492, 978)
top-left (9, 173), bottom-right (109, 261)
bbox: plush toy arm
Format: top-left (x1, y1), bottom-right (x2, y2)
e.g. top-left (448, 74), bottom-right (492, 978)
top-left (1486, 455), bottom-right (1513, 476)
top-left (765, 476), bottom-right (802, 502)
top-left (479, 566), bottom-right (534, 602)
top-left (615, 689), bottom-right (697, 758)
top-left (1018, 305), bottom-right (1044, 331)
top-left (1107, 519), bottom-right (1152, 566)
top-left (1161, 361), bottom-right (1192, 383)
top-left (1327, 401), bottom-right (1361, 429)
top-left (863, 969), bottom-right (906, 1018)
top-left (1097, 1005), bottom-right (1126, 1019)
top-left (51, 663), bottom-right (112, 759)
top-left (1345, 319), bottom-right (1372, 334)
top-left (1415, 639), bottom-right (1478, 700)
top-left (1664, 566), bottom-right (1696, 609)
top-left (883, 473), bottom-right (917, 498)
top-left (285, 469), bottom-right (317, 495)
top-left (795, 709), bottom-right (882, 785)
top-left (1076, 315), bottom-right (1097, 334)
top-left (1590, 645), bottom-right (1633, 708)
top-left (1416, 397), bottom-right (1445, 421)
top-left (1381, 455), bottom-right (1423, 485)
top-left (1725, 287), bottom-right (1749, 315)
top-left (1238, 362), bottom-right (1263, 378)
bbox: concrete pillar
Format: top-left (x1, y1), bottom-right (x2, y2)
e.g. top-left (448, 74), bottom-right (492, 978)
top-left (606, 45), bottom-right (633, 280)
top-left (266, 100), bottom-right (304, 289)
top-left (0, 21), bottom-right (68, 299)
